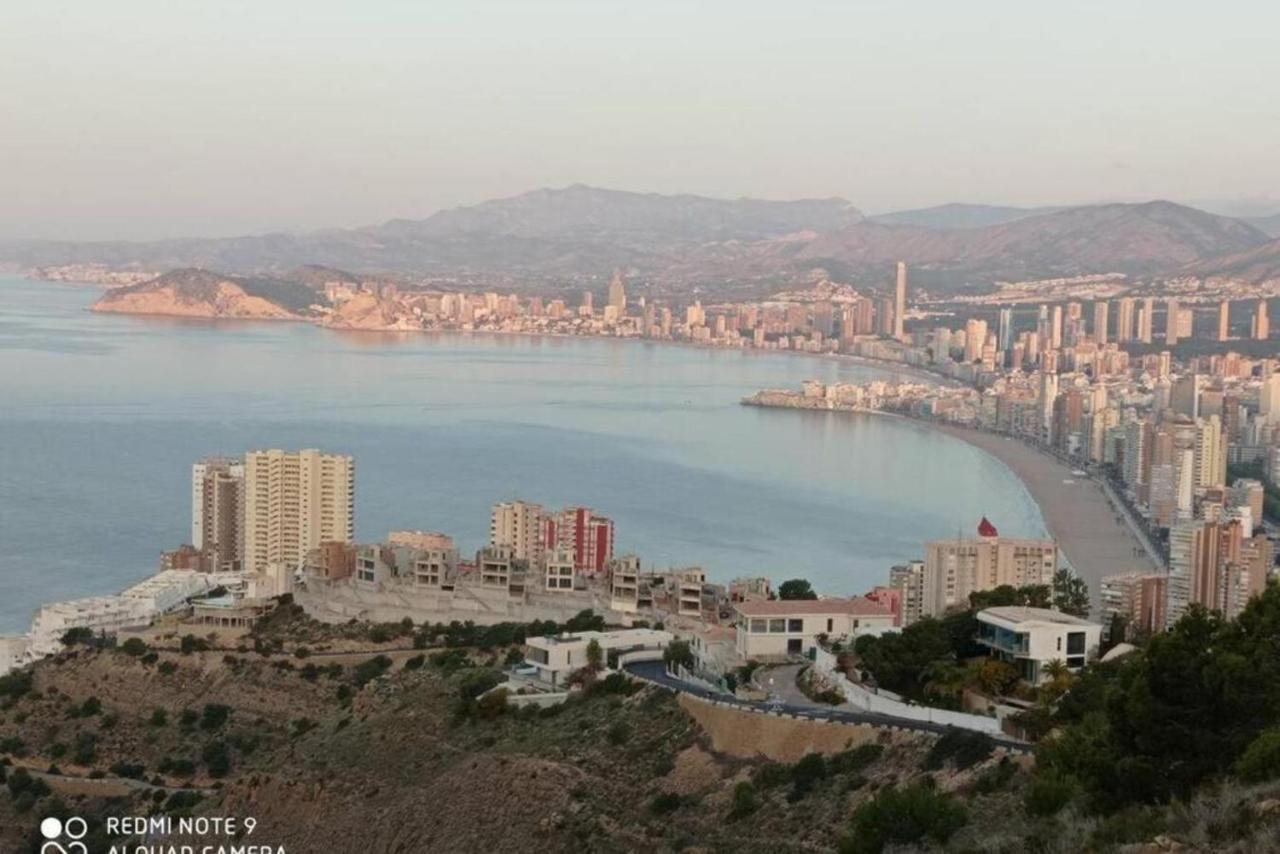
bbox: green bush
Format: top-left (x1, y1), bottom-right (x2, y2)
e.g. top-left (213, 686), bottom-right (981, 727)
top-left (841, 782), bottom-right (968, 854)
top-left (829, 743), bottom-right (884, 775)
top-left (1024, 771), bottom-right (1080, 816)
top-left (924, 729), bottom-right (995, 771)
top-left (753, 762), bottom-right (791, 789)
top-left (1235, 727), bottom-right (1280, 782)
top-left (179, 635), bottom-right (209, 654)
top-left (606, 721), bottom-right (631, 746)
top-left (158, 661), bottom-right (178, 675)
top-left (789, 752), bottom-right (827, 800)
top-left (120, 637), bottom-right (148, 657)
top-left (72, 732), bottom-right (97, 766)
top-left (403, 654), bottom-right (425, 671)
top-left (60, 627), bottom-right (94, 646)
top-left (728, 781), bottom-right (758, 820)
top-left (352, 655), bottom-right (393, 687)
top-left (149, 708), bottom-right (168, 727)
top-left (202, 740), bottom-right (231, 777)
top-left (649, 792), bottom-right (683, 814)
top-left (199, 703), bottom-right (231, 731)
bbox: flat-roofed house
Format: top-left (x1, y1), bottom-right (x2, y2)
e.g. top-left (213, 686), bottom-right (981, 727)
top-left (975, 606), bottom-right (1102, 684)
top-left (733, 597), bottom-right (895, 659)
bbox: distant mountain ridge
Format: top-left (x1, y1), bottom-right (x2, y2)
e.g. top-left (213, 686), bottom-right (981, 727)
top-left (4, 186), bottom-right (1274, 294)
top-left (867, 203), bottom-right (1066, 230)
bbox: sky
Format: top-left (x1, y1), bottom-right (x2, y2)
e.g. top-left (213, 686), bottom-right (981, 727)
top-left (2, 0), bottom-right (1278, 240)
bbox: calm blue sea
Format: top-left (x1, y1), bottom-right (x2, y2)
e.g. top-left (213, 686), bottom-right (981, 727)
top-left (0, 277), bottom-right (1045, 632)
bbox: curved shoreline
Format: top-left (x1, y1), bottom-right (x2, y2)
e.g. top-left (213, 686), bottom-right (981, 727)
top-left (925, 422), bottom-right (1159, 606)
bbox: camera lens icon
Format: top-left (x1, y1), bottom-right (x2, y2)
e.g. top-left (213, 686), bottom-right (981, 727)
top-left (41, 815), bottom-right (87, 838)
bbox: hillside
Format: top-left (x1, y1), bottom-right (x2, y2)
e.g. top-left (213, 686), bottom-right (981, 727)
top-left (1244, 212), bottom-right (1280, 238)
top-left (1182, 236), bottom-right (1280, 284)
top-left (4, 190), bottom-right (1272, 295)
top-left (2, 599), bottom-right (1280, 853)
top-left (90, 268), bottom-right (321, 319)
top-left (795, 200), bottom-right (1269, 283)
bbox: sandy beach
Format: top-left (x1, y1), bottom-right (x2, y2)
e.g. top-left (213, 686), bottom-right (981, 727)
top-left (931, 423), bottom-right (1160, 610)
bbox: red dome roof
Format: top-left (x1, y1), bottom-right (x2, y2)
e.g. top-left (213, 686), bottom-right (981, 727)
top-left (977, 516), bottom-right (999, 537)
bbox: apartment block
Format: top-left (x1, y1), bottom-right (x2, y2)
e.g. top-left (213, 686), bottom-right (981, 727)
top-left (192, 457), bottom-right (245, 572)
top-left (1099, 571), bottom-right (1168, 637)
top-left (920, 534), bottom-right (1058, 617)
top-left (243, 449), bottom-right (354, 574)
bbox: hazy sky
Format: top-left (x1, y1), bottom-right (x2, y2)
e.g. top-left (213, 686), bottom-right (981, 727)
top-left (3, 1), bottom-right (1278, 240)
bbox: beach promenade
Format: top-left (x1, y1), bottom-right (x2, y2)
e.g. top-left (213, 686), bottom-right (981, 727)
top-left (932, 424), bottom-right (1160, 611)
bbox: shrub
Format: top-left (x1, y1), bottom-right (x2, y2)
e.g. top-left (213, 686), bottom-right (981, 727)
top-left (753, 762), bottom-right (791, 789)
top-left (1235, 727), bottom-right (1280, 782)
top-left (1024, 770), bottom-right (1081, 817)
top-left (662, 640), bottom-right (695, 672)
top-left (300, 664), bottom-right (320, 682)
top-left (403, 654), bottom-right (425, 671)
top-left (120, 637), bottom-right (148, 657)
top-left (179, 635), bottom-right (209, 654)
top-left (291, 718), bottom-right (318, 738)
top-left (789, 752), bottom-right (827, 800)
top-left (649, 792), bottom-right (683, 814)
top-left (368, 625), bottom-right (392, 644)
top-left (199, 703), bottom-right (231, 731)
top-left (164, 791), bottom-right (202, 813)
top-left (606, 721), bottom-right (631, 746)
top-left (728, 781), bottom-right (758, 820)
top-left (202, 740), bottom-right (231, 777)
top-left (0, 736), bottom-right (27, 756)
top-left (72, 732), bottom-right (97, 766)
top-left (829, 743), bottom-right (884, 775)
top-left (352, 655), bottom-right (393, 687)
top-left (158, 757), bottom-right (196, 778)
top-left (924, 729), bottom-right (995, 771)
top-left (970, 756), bottom-right (1016, 794)
top-left (158, 661), bottom-right (178, 676)
top-left (842, 783), bottom-right (968, 854)
top-left (179, 708), bottom-right (199, 729)
top-left (109, 761), bottom-right (146, 779)
top-left (60, 627), bottom-right (94, 646)
top-left (293, 646), bottom-right (311, 659)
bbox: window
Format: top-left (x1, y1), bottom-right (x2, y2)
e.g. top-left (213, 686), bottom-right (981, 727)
top-left (826, 618), bottom-right (833, 632)
top-left (787, 619), bottom-right (803, 633)
top-left (769, 619), bottom-right (786, 633)
top-left (787, 638), bottom-right (803, 654)
top-left (750, 619), bottom-right (767, 633)
top-left (1066, 632), bottom-right (1086, 656)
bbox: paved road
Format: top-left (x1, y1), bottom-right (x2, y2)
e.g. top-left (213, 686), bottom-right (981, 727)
top-left (624, 661), bottom-right (1031, 753)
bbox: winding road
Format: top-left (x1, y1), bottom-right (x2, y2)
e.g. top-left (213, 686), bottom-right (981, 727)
top-left (623, 661), bottom-right (1031, 753)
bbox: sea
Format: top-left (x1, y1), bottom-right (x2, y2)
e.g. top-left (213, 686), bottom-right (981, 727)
top-left (0, 277), bottom-right (1046, 632)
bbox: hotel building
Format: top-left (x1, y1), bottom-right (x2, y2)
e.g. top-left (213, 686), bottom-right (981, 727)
top-left (243, 449), bottom-right (355, 574)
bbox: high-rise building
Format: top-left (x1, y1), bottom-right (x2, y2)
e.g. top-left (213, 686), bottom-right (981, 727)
top-left (1253, 299), bottom-right (1269, 341)
top-left (1092, 300), bottom-right (1109, 345)
top-left (191, 457), bottom-right (245, 572)
top-left (1050, 305), bottom-right (1063, 349)
top-left (1099, 572), bottom-right (1168, 638)
top-left (964, 318), bottom-right (988, 363)
top-left (1165, 298), bottom-right (1180, 346)
top-left (997, 306), bottom-right (1014, 356)
top-left (1115, 297), bottom-right (1135, 342)
top-left (1139, 297), bottom-right (1155, 343)
top-left (920, 527), bottom-right (1058, 618)
top-left (893, 261), bottom-right (907, 340)
top-left (1166, 518), bottom-right (1247, 626)
top-left (489, 500), bottom-right (548, 565)
top-left (548, 506), bottom-right (614, 573)
top-left (243, 449), bottom-right (355, 574)
top-left (1218, 300), bottom-right (1231, 342)
top-left (607, 271), bottom-right (627, 313)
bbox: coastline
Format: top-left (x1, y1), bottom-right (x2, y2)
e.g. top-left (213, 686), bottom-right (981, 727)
top-left (927, 422), bottom-right (1160, 608)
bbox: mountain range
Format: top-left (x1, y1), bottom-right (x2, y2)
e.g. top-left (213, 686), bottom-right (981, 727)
top-left (5, 185), bottom-right (1280, 295)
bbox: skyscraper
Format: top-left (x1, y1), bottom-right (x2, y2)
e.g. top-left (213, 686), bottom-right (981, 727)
top-left (1050, 305), bottom-right (1063, 349)
top-left (1139, 297), bottom-right (1154, 343)
top-left (607, 271), bottom-right (627, 313)
top-left (1253, 299), bottom-right (1269, 341)
top-left (1165, 298), bottom-right (1180, 346)
top-left (243, 449), bottom-right (355, 574)
top-left (490, 500), bottom-right (548, 565)
top-left (893, 261), bottom-right (907, 340)
top-left (192, 457), bottom-right (245, 572)
top-left (1115, 297), bottom-right (1135, 342)
top-left (997, 306), bottom-right (1014, 356)
top-left (1093, 300), bottom-right (1109, 345)
top-left (1218, 300), bottom-right (1231, 342)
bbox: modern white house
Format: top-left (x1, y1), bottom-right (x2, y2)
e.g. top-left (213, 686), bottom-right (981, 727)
top-left (975, 606), bottom-right (1103, 684)
top-left (733, 597), bottom-right (896, 659)
top-left (523, 628), bottom-right (672, 688)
